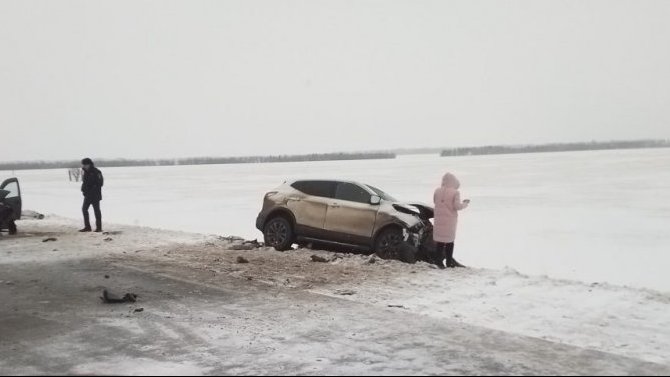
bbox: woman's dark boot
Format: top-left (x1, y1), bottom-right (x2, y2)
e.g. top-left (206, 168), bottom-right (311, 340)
top-left (446, 247), bottom-right (456, 268)
top-left (446, 247), bottom-right (466, 268)
top-left (455, 259), bottom-right (466, 268)
top-left (449, 259), bottom-right (466, 268)
top-left (433, 244), bottom-right (446, 269)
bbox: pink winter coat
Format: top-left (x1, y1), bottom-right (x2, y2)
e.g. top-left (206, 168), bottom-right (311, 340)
top-left (433, 173), bottom-right (469, 243)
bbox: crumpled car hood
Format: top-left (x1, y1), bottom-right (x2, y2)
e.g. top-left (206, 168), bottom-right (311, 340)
top-left (392, 202), bottom-right (434, 220)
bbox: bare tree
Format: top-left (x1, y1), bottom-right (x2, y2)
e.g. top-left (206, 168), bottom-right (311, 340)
top-left (68, 168), bottom-right (82, 182)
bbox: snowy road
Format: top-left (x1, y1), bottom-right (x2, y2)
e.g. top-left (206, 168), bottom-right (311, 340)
top-left (1, 218), bottom-right (669, 375)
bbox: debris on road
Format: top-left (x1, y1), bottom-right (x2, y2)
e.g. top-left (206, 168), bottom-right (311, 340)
top-left (388, 305), bottom-right (407, 309)
top-left (244, 239), bottom-right (263, 248)
top-left (104, 275), bottom-right (110, 279)
top-left (134, 308), bottom-right (144, 313)
top-left (100, 289), bottom-right (138, 304)
top-left (311, 255), bottom-right (329, 263)
top-left (21, 210), bottom-right (45, 219)
top-left (230, 240), bottom-right (264, 250)
top-left (102, 231), bottom-right (123, 235)
top-left (42, 237), bottom-right (57, 242)
top-left (236, 256), bottom-right (249, 264)
top-left (334, 289), bottom-right (356, 296)
top-left (230, 244), bottom-right (256, 251)
top-left (104, 237), bottom-right (113, 242)
top-left (218, 235), bottom-right (245, 243)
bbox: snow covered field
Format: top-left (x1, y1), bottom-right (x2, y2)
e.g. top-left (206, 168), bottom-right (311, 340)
top-left (4, 148), bottom-right (670, 292)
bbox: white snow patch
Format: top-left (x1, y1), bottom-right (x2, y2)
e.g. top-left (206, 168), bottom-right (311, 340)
top-left (69, 359), bottom-right (210, 376)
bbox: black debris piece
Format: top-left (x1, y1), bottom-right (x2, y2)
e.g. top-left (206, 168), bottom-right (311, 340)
top-left (218, 235), bottom-right (245, 243)
top-left (100, 289), bottom-right (138, 304)
top-left (230, 244), bottom-right (255, 251)
top-left (310, 255), bottom-right (329, 263)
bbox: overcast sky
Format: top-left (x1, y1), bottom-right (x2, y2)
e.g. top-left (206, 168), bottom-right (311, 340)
top-left (1, 0), bottom-right (669, 161)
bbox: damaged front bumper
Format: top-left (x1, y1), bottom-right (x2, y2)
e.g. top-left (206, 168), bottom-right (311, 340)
top-left (392, 215), bottom-right (434, 263)
top-left (404, 220), bottom-right (433, 251)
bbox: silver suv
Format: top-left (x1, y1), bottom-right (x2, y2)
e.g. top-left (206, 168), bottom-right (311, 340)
top-left (256, 180), bottom-right (434, 263)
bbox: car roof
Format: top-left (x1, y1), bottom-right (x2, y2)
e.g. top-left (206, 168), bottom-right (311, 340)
top-left (286, 179), bottom-right (378, 193)
top-left (287, 179), bottom-right (370, 186)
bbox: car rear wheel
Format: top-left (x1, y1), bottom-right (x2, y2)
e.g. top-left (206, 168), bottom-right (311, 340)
top-left (374, 227), bottom-right (405, 260)
top-left (264, 216), bottom-right (293, 251)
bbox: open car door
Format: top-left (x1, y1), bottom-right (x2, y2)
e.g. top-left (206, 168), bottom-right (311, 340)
top-left (0, 178), bottom-right (22, 221)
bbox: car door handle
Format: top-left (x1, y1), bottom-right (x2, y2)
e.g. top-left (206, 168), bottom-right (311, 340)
top-left (331, 203), bottom-right (340, 208)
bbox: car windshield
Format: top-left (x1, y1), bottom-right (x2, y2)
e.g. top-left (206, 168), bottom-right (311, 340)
top-left (365, 185), bottom-right (397, 202)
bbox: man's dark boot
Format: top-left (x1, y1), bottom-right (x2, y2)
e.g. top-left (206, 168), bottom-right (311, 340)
top-left (79, 227), bottom-right (92, 232)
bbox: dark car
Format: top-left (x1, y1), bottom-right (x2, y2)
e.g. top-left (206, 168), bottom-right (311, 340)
top-left (0, 178), bottom-right (22, 235)
top-left (256, 180), bottom-right (435, 263)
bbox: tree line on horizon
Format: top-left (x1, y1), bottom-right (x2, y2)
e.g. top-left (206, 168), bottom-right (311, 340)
top-left (2, 139), bottom-right (668, 171)
top-left (440, 139), bottom-right (670, 157)
top-left (0, 152), bottom-right (397, 171)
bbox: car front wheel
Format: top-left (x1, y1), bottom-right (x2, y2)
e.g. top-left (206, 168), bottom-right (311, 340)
top-left (263, 217), bottom-right (294, 251)
top-left (374, 227), bottom-right (405, 260)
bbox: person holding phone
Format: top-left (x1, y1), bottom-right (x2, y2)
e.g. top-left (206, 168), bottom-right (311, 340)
top-left (433, 172), bottom-right (470, 268)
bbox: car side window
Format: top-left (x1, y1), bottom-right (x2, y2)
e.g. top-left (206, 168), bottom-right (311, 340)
top-left (335, 183), bottom-right (371, 204)
top-left (1, 182), bottom-right (19, 198)
top-left (291, 181), bottom-right (335, 198)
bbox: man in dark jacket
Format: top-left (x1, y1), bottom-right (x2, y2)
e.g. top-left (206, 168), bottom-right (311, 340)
top-left (80, 158), bottom-right (104, 232)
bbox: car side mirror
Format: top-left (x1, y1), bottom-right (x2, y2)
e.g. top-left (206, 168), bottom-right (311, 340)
top-left (370, 195), bottom-right (382, 205)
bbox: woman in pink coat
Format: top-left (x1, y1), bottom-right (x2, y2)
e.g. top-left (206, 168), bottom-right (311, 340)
top-left (433, 172), bottom-right (470, 268)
